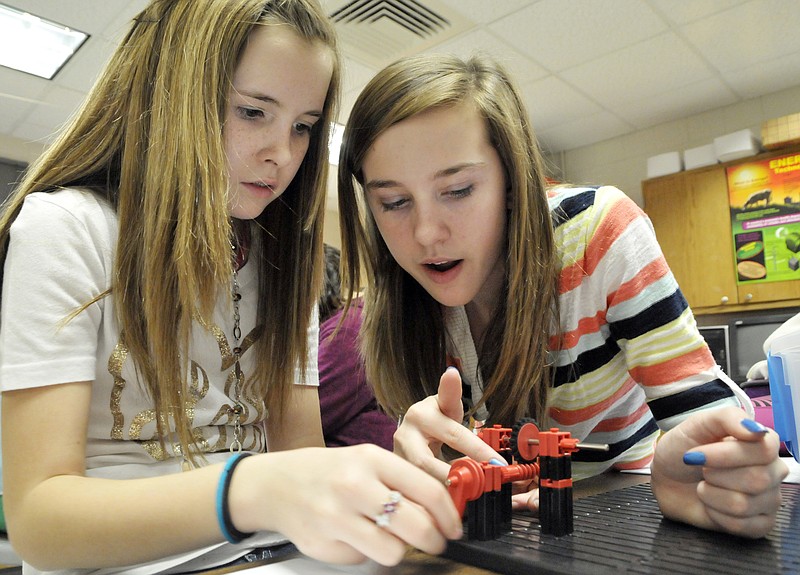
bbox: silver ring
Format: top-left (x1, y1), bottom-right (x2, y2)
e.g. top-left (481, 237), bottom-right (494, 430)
top-left (374, 490), bottom-right (402, 527)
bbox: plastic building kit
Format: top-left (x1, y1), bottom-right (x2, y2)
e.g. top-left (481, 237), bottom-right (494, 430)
top-left (445, 419), bottom-right (608, 539)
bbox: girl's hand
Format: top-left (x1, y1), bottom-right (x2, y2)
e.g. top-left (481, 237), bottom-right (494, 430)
top-left (229, 444), bottom-right (463, 566)
top-left (651, 406), bottom-right (788, 538)
top-left (393, 367), bottom-right (506, 482)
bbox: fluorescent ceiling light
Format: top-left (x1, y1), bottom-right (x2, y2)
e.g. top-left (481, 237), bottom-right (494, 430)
top-left (0, 3), bottom-right (88, 80)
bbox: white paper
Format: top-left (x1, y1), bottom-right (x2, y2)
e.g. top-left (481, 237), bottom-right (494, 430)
top-left (235, 557), bottom-right (385, 574)
top-left (784, 456), bottom-right (800, 483)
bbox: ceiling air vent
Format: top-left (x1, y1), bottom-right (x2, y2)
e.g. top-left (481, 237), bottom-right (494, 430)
top-left (327, 0), bottom-right (474, 69)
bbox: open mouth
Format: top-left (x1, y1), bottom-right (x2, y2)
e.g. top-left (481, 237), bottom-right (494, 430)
top-left (425, 260), bottom-right (460, 272)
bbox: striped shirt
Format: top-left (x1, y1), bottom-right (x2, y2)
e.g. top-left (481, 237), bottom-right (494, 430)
top-left (445, 185), bottom-right (752, 479)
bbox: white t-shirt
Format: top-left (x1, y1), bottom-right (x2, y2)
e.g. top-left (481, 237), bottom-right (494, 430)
top-left (0, 189), bottom-right (319, 574)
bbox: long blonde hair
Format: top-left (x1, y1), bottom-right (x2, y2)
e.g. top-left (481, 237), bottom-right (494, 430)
top-left (0, 0), bottom-right (340, 461)
top-left (338, 53), bottom-right (556, 425)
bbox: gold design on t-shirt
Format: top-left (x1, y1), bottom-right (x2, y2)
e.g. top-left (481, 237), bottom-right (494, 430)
top-left (108, 341), bottom-right (128, 440)
top-left (106, 323), bottom-right (264, 460)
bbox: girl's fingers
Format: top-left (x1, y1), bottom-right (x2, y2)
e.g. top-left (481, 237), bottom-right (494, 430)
top-left (436, 367), bottom-right (465, 422)
top-left (284, 447), bottom-right (463, 566)
top-left (392, 421), bottom-right (452, 481)
top-left (366, 492), bottom-right (451, 557)
top-left (397, 399), bottom-right (503, 480)
top-left (511, 489), bottom-right (539, 512)
top-left (680, 407), bottom-right (780, 456)
top-left (698, 454), bottom-right (789, 493)
top-left (436, 418), bottom-right (505, 466)
top-left (697, 479), bottom-right (783, 519)
top-left (695, 481), bottom-right (781, 539)
top-left (372, 454), bottom-right (463, 539)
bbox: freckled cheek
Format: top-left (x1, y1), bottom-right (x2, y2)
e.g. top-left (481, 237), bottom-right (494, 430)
top-left (224, 126), bottom-right (260, 158)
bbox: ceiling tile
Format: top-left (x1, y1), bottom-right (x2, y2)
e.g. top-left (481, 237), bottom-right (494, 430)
top-left (561, 32), bottom-right (716, 107)
top-left (3, 0), bottom-right (121, 35)
top-left (50, 35), bottom-right (118, 93)
top-left (489, 0), bottom-right (668, 72)
top-left (437, 0), bottom-right (533, 24)
top-left (0, 67), bottom-right (49, 100)
top-left (681, 0), bottom-right (800, 72)
top-left (519, 76), bottom-right (603, 132)
top-left (425, 28), bottom-right (548, 83)
top-left (648, 0), bottom-right (747, 25)
top-left (610, 78), bottom-right (738, 129)
top-left (537, 111), bottom-right (632, 153)
top-left (0, 96), bottom-right (32, 134)
top-left (722, 52), bottom-right (800, 99)
top-left (11, 120), bottom-right (59, 145)
top-left (22, 85), bottom-right (86, 130)
top-left (98, 0), bottom-right (149, 43)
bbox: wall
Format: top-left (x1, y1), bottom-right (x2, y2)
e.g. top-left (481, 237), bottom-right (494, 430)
top-left (0, 133), bottom-right (43, 166)
top-left (551, 83), bottom-right (800, 208)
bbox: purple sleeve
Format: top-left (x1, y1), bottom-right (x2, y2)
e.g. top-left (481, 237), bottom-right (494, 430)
top-left (317, 305), bottom-right (396, 450)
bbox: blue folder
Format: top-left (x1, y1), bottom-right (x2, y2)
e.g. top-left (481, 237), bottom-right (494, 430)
top-left (767, 332), bottom-right (800, 462)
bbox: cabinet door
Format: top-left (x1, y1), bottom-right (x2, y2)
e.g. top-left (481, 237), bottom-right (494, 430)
top-left (643, 168), bottom-right (738, 309)
top-left (737, 279), bottom-right (800, 305)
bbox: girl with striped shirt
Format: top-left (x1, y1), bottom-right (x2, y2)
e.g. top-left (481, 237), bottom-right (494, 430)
top-left (336, 53), bottom-right (788, 539)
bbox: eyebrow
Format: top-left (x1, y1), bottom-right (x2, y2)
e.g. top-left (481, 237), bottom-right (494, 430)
top-left (366, 162), bottom-right (485, 192)
top-left (236, 89), bottom-right (323, 119)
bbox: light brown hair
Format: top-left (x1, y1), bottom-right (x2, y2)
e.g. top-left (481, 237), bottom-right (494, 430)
top-left (338, 53), bottom-right (557, 425)
top-left (0, 0), bottom-right (340, 462)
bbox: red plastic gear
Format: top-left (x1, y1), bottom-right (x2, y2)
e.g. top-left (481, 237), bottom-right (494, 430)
top-left (510, 417), bottom-right (540, 463)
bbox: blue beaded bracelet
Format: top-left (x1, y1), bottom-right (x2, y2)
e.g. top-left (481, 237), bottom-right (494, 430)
top-left (216, 452), bottom-right (254, 544)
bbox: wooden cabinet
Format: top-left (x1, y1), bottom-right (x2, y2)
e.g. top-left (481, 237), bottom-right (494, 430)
top-left (642, 147), bottom-right (800, 315)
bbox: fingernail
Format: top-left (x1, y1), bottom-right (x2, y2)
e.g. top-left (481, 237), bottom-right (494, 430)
top-left (446, 366), bottom-right (459, 373)
top-left (683, 451), bottom-right (706, 466)
top-left (489, 458), bottom-right (508, 466)
top-left (741, 418), bottom-right (768, 433)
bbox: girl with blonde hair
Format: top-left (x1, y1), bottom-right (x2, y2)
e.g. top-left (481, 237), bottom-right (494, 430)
top-left (0, 2), bottom-right (461, 573)
top-left (338, 53), bottom-right (788, 539)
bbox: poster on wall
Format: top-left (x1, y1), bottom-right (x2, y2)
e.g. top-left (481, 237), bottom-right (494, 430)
top-left (727, 152), bottom-right (800, 284)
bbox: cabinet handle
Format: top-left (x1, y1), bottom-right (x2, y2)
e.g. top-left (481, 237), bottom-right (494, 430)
top-left (720, 296), bottom-right (729, 304)
top-left (744, 293), bottom-right (753, 302)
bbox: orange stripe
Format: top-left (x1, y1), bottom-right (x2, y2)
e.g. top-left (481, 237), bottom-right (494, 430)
top-left (628, 345), bottom-right (715, 387)
top-left (558, 195), bottom-right (642, 295)
top-left (613, 454), bottom-right (654, 471)
top-left (607, 257), bottom-right (670, 305)
top-left (549, 309), bottom-right (607, 351)
top-left (582, 195), bottom-right (641, 275)
top-left (559, 258), bottom-right (587, 294)
top-left (592, 403), bottom-right (651, 433)
top-left (549, 377), bottom-right (636, 426)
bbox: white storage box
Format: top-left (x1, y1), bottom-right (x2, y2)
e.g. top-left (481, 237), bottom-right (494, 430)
top-left (714, 129), bottom-right (761, 163)
top-left (683, 144), bottom-right (718, 170)
top-left (646, 151), bottom-right (683, 179)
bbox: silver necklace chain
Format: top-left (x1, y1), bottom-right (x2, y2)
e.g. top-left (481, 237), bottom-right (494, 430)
top-left (230, 244), bottom-right (245, 453)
